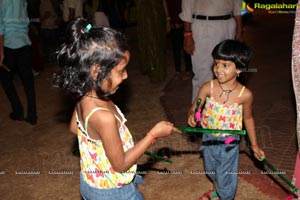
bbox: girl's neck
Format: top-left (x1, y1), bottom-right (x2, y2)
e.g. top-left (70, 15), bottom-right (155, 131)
top-left (217, 80), bottom-right (239, 104)
top-left (85, 94), bottom-right (101, 100)
top-left (217, 79), bottom-right (239, 90)
top-left (85, 91), bottom-right (101, 99)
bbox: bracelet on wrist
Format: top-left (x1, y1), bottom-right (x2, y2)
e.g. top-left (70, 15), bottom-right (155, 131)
top-left (251, 144), bottom-right (258, 148)
top-left (147, 132), bottom-right (157, 144)
top-left (184, 32), bottom-right (193, 37)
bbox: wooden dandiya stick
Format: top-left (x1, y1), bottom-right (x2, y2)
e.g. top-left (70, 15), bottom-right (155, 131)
top-left (144, 151), bottom-right (173, 163)
top-left (177, 127), bottom-right (246, 135)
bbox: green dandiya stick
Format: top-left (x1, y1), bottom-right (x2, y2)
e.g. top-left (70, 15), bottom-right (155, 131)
top-left (195, 98), bottom-right (201, 113)
top-left (177, 127), bottom-right (246, 135)
top-left (261, 158), bottom-right (299, 194)
top-left (245, 141), bottom-right (299, 194)
top-left (144, 151), bottom-right (173, 163)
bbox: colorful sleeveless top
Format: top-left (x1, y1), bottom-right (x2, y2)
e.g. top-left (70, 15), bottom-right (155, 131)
top-left (200, 80), bottom-right (245, 135)
top-left (76, 105), bottom-right (137, 189)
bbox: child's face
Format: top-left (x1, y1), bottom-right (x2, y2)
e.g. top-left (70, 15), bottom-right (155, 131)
top-left (213, 59), bottom-right (240, 83)
top-left (102, 51), bottom-right (130, 94)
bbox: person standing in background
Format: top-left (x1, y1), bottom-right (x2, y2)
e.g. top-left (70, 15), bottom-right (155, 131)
top-left (0, 0), bottom-right (38, 125)
top-left (136, 0), bottom-right (166, 81)
top-left (57, 0), bottom-right (83, 54)
top-left (63, 0), bottom-right (83, 23)
top-left (163, 0), bottom-right (193, 81)
top-left (180, 0), bottom-right (243, 101)
top-left (291, 1), bottom-right (300, 194)
top-left (84, 0), bottom-right (110, 27)
top-left (40, 0), bottom-right (61, 63)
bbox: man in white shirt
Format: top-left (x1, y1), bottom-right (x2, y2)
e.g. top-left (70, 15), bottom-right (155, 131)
top-left (180, 0), bottom-right (243, 101)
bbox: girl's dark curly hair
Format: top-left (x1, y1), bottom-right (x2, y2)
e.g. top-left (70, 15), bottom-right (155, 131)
top-left (54, 17), bottom-right (129, 100)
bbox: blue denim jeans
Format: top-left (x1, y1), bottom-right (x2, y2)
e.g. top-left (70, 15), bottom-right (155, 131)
top-left (80, 173), bottom-right (144, 200)
top-left (200, 134), bottom-right (240, 200)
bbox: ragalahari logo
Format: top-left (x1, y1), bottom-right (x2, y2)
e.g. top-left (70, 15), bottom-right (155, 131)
top-left (241, 1), bottom-right (254, 16)
top-left (242, 1), bottom-right (298, 14)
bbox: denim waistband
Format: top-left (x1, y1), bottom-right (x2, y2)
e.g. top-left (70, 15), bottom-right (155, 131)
top-left (202, 140), bottom-right (240, 146)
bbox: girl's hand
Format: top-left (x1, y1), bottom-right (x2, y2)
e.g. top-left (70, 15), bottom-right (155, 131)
top-left (187, 113), bottom-right (197, 127)
top-left (252, 146), bottom-right (265, 161)
top-left (149, 121), bottom-right (181, 138)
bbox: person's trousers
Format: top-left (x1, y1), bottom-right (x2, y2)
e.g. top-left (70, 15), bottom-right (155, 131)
top-left (80, 173), bottom-right (144, 200)
top-left (200, 134), bottom-right (240, 200)
top-left (1, 46), bottom-right (37, 120)
top-left (170, 28), bottom-right (192, 72)
top-left (191, 18), bottom-right (236, 101)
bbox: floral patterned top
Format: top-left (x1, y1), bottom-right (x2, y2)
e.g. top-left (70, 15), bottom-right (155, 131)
top-left (76, 106), bottom-right (137, 189)
top-left (201, 80), bottom-right (245, 135)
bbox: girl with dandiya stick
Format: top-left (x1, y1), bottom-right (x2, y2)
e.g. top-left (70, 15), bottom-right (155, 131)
top-left (187, 40), bottom-right (265, 200)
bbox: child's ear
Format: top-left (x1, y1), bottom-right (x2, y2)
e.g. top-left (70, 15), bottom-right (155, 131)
top-left (91, 64), bottom-right (100, 80)
top-left (237, 69), bottom-right (242, 77)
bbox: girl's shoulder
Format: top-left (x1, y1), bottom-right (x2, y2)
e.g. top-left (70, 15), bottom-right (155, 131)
top-left (80, 100), bottom-right (117, 124)
top-left (200, 80), bottom-right (213, 92)
top-left (239, 85), bottom-right (253, 104)
top-left (197, 80), bottom-right (212, 98)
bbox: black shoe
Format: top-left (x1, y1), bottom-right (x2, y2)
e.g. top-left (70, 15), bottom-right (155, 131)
top-left (9, 112), bottom-right (24, 121)
top-left (25, 117), bottom-right (37, 125)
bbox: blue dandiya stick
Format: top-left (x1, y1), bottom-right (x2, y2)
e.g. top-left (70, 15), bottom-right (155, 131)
top-left (177, 127), bottom-right (246, 135)
top-left (144, 151), bottom-right (173, 163)
top-left (244, 141), bottom-right (299, 195)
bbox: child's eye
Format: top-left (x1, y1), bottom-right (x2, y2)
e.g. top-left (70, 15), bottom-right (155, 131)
top-left (120, 68), bottom-right (126, 74)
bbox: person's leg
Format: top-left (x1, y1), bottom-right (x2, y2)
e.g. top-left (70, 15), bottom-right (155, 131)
top-left (1, 47), bottom-right (24, 119)
top-left (200, 140), bottom-right (218, 200)
top-left (184, 51), bottom-right (192, 72)
top-left (170, 28), bottom-right (182, 80)
top-left (29, 24), bottom-right (44, 73)
top-left (201, 146), bottom-right (217, 182)
top-left (40, 28), bottom-right (49, 62)
top-left (48, 28), bottom-right (60, 63)
top-left (16, 46), bottom-right (37, 124)
top-left (170, 28), bottom-right (182, 73)
top-left (191, 20), bottom-right (214, 101)
top-left (182, 51), bottom-right (193, 80)
top-left (191, 19), bottom-right (236, 101)
top-left (215, 144), bottom-right (239, 200)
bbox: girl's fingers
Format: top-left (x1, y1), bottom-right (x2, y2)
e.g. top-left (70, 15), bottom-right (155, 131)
top-left (172, 127), bottom-right (182, 134)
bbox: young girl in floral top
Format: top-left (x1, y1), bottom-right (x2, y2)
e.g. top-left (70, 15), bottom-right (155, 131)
top-left (187, 40), bottom-right (265, 200)
top-left (55, 17), bottom-right (180, 200)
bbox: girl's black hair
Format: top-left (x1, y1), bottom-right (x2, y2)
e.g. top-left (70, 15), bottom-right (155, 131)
top-left (54, 17), bottom-right (129, 100)
top-left (211, 39), bottom-right (253, 71)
